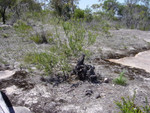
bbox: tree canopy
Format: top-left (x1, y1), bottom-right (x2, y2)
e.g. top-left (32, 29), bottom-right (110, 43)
top-left (49, 0), bottom-right (79, 19)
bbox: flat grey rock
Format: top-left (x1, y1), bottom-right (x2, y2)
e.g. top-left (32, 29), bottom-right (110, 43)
top-left (0, 70), bottom-right (15, 80)
top-left (13, 106), bottom-right (31, 113)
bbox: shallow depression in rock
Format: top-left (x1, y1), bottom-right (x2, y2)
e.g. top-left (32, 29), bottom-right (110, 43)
top-left (108, 50), bottom-right (150, 73)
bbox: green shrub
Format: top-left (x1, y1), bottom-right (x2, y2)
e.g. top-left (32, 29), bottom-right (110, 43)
top-left (14, 20), bottom-right (32, 35)
top-left (113, 71), bottom-right (127, 86)
top-left (115, 92), bottom-right (150, 113)
top-left (84, 7), bottom-right (93, 22)
top-left (74, 9), bottom-right (85, 19)
top-left (100, 20), bottom-right (111, 37)
top-left (30, 31), bottom-right (48, 44)
top-left (25, 52), bottom-right (57, 75)
top-left (84, 13), bottom-right (93, 22)
top-left (25, 34), bottom-right (72, 75)
top-left (24, 50), bottom-right (71, 75)
top-left (2, 33), bottom-right (8, 38)
top-left (30, 34), bottom-right (42, 44)
top-left (62, 20), bottom-right (97, 56)
top-left (88, 31), bottom-right (97, 45)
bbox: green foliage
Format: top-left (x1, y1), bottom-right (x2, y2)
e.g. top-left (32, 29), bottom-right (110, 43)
top-left (0, 58), bottom-right (8, 65)
top-left (84, 7), bottom-right (93, 22)
top-left (25, 19), bottom-right (97, 75)
top-left (14, 20), bottom-right (32, 35)
top-left (30, 30), bottom-right (51, 44)
top-left (0, 0), bottom-right (17, 24)
top-left (62, 20), bottom-right (97, 56)
top-left (100, 20), bottom-right (111, 37)
top-left (88, 31), bottom-right (97, 45)
top-left (24, 52), bottom-right (58, 74)
top-left (30, 34), bottom-right (42, 44)
top-left (74, 8), bottom-right (84, 19)
top-left (2, 33), bottom-right (8, 38)
top-left (115, 92), bottom-right (150, 113)
top-left (30, 29), bottom-right (55, 44)
top-left (25, 46), bottom-right (71, 75)
top-left (113, 71), bottom-right (127, 86)
top-left (102, 0), bottom-right (119, 18)
top-left (93, 0), bottom-right (150, 31)
top-left (49, 0), bottom-right (79, 19)
top-left (20, 0), bottom-right (41, 11)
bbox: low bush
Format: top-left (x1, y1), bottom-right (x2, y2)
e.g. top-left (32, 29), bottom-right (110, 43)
top-left (24, 51), bottom-right (71, 75)
top-left (30, 32), bottom-right (48, 44)
top-left (30, 30), bottom-right (54, 44)
top-left (115, 92), bottom-right (150, 113)
top-left (14, 20), bottom-right (32, 35)
top-left (62, 20), bottom-right (98, 56)
top-left (113, 71), bottom-right (127, 86)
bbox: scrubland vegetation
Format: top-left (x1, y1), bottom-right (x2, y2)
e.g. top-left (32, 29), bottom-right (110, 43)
top-left (0, 0), bottom-right (150, 113)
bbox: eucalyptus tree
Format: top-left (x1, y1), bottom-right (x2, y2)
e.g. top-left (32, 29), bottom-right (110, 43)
top-left (49, 0), bottom-right (79, 19)
top-left (122, 0), bottom-right (150, 29)
top-left (0, 0), bottom-right (16, 24)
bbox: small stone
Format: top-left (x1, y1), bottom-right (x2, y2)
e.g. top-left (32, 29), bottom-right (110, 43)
top-left (5, 85), bottom-right (18, 95)
top-left (31, 67), bottom-right (36, 70)
top-left (85, 89), bottom-right (93, 97)
top-left (0, 70), bottom-right (16, 80)
top-left (95, 94), bottom-right (101, 99)
top-left (104, 78), bottom-right (109, 83)
top-left (101, 93), bottom-right (106, 97)
top-left (13, 106), bottom-right (31, 113)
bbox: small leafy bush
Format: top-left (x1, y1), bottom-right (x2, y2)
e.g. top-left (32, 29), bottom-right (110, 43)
top-left (88, 31), bottom-right (97, 45)
top-left (30, 31), bottom-right (48, 44)
top-left (24, 51), bottom-right (71, 75)
top-left (100, 20), bottom-right (111, 37)
top-left (24, 52), bottom-right (58, 74)
top-left (2, 33), bottom-right (8, 38)
top-left (30, 33), bottom-right (42, 44)
top-left (62, 20), bottom-right (97, 56)
top-left (14, 20), bottom-right (32, 34)
top-left (115, 92), bottom-right (150, 113)
top-left (113, 71), bottom-right (127, 86)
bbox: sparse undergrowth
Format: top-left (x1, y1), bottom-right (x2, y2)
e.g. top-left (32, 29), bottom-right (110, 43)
top-left (24, 51), bottom-right (71, 75)
top-left (14, 20), bottom-right (33, 36)
top-left (24, 19), bottom-right (98, 75)
top-left (0, 58), bottom-right (8, 65)
top-left (62, 19), bottom-right (98, 56)
top-left (30, 31), bottom-right (51, 44)
top-left (115, 92), bottom-right (150, 113)
top-left (113, 71), bottom-right (127, 86)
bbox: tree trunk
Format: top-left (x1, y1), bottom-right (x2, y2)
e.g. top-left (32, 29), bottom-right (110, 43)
top-left (1, 8), bottom-right (6, 24)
